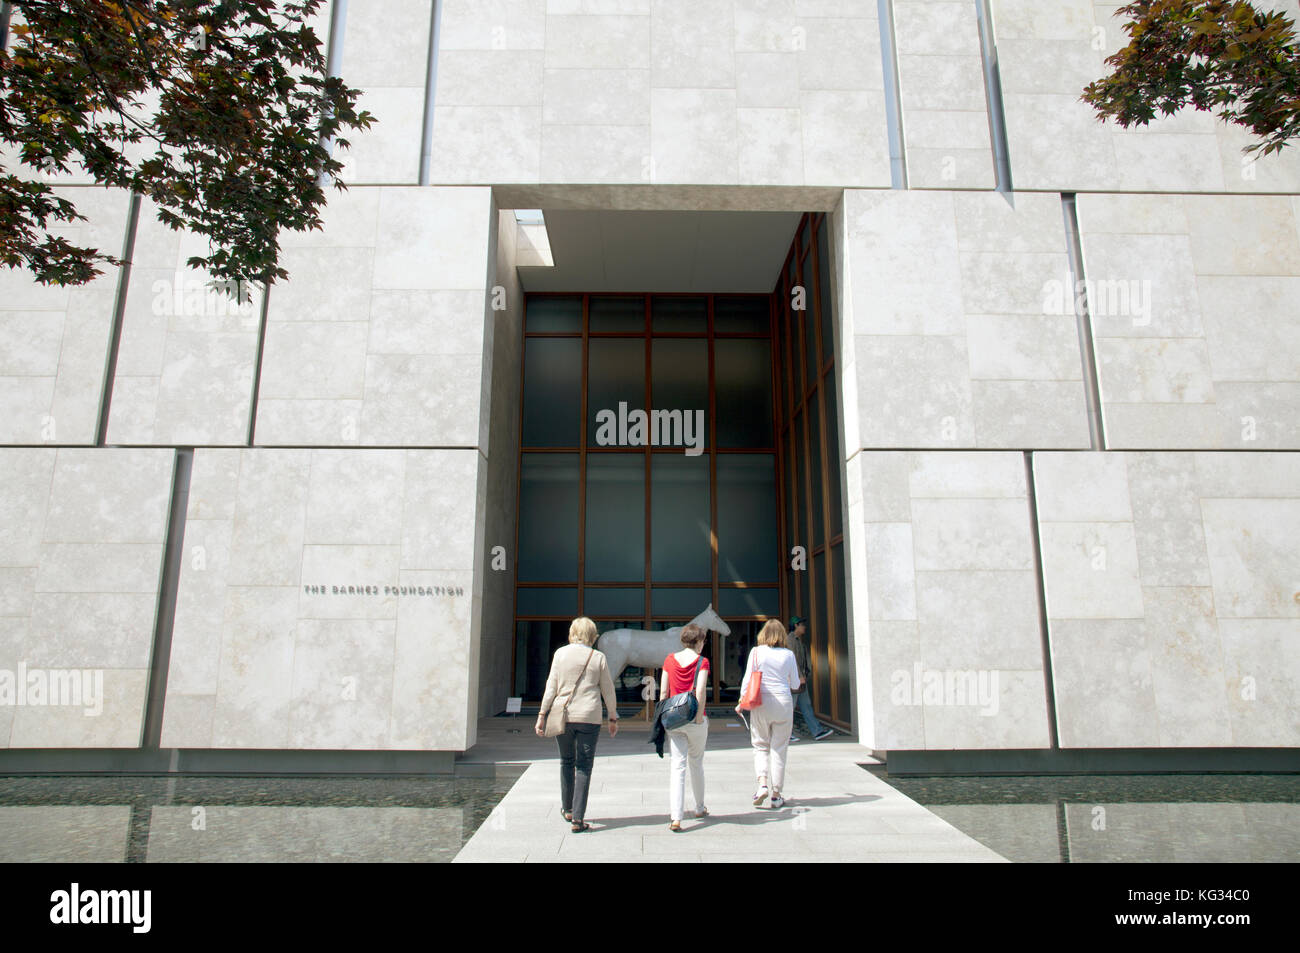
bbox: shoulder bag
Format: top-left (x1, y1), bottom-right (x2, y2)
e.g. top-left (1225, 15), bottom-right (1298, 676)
top-left (660, 655), bottom-right (704, 731)
top-left (544, 648), bottom-right (595, 738)
top-left (737, 649), bottom-right (763, 711)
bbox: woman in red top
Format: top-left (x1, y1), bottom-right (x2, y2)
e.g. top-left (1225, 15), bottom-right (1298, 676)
top-left (660, 622), bottom-right (710, 832)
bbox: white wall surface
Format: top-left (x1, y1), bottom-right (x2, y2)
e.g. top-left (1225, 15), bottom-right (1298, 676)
top-left (1077, 193), bottom-right (1300, 449)
top-left (850, 450), bottom-right (1053, 750)
top-left (161, 447), bottom-right (483, 750)
top-left (841, 188), bottom-right (1090, 449)
top-left (0, 448), bottom-right (174, 748)
top-left (1036, 451), bottom-right (1299, 748)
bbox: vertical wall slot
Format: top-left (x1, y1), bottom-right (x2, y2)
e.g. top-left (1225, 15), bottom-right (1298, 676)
top-left (317, 0), bottom-right (349, 188)
top-left (1024, 451), bottom-right (1061, 751)
top-left (246, 286), bottom-right (272, 446)
top-left (877, 0), bottom-right (909, 190)
top-left (419, 1), bottom-right (442, 186)
top-left (975, 0), bottom-right (1013, 193)
top-left (1062, 193), bottom-right (1106, 450)
top-left (141, 448), bottom-right (194, 751)
top-left (96, 193), bottom-right (142, 447)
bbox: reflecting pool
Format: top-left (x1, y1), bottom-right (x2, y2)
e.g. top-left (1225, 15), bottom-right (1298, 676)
top-left (0, 774), bottom-right (521, 863)
top-left (864, 768), bottom-right (1300, 862)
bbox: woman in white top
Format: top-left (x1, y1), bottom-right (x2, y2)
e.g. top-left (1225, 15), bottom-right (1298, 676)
top-left (736, 619), bottom-right (802, 810)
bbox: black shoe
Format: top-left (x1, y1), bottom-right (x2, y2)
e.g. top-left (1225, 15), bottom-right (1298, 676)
top-left (814, 727), bottom-right (833, 740)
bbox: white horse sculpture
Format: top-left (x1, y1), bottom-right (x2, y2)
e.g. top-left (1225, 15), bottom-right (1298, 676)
top-left (596, 604), bottom-right (731, 683)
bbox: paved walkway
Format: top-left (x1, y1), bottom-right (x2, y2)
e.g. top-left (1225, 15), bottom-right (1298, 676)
top-left (453, 715), bottom-right (1008, 863)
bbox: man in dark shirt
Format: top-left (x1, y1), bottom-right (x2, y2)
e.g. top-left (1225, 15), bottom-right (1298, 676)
top-left (789, 616), bottom-right (833, 740)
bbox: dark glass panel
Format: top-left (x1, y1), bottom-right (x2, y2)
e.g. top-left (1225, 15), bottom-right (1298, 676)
top-left (796, 561), bottom-right (810, 624)
top-left (521, 337), bottom-right (581, 447)
top-left (526, 296), bottom-right (581, 333)
top-left (651, 338), bottom-right (709, 451)
top-left (790, 290), bottom-right (804, 402)
top-left (587, 338), bottom-right (645, 445)
top-left (716, 454), bottom-right (778, 584)
top-left (831, 542), bottom-right (851, 723)
top-left (802, 249), bottom-right (818, 388)
top-left (515, 588), bottom-right (578, 617)
top-left (783, 431), bottom-right (798, 556)
top-left (718, 587), bottom-right (779, 618)
top-left (651, 454), bottom-right (711, 582)
top-left (817, 216), bottom-right (834, 363)
top-left (584, 587), bottom-right (646, 617)
top-left (808, 389), bottom-right (825, 548)
top-left (779, 306), bottom-right (793, 425)
top-left (515, 620), bottom-right (570, 699)
top-left (812, 550), bottom-right (831, 716)
top-left (717, 619), bottom-right (759, 701)
top-left (651, 587), bottom-right (714, 618)
top-left (517, 454), bottom-right (578, 582)
top-left (824, 368), bottom-right (844, 540)
top-left (651, 296), bottom-right (706, 333)
top-left (585, 453), bottom-right (645, 582)
top-left (589, 295), bottom-right (645, 332)
top-left (794, 412), bottom-right (808, 555)
top-left (714, 338), bottom-right (773, 448)
top-left (714, 297), bottom-right (770, 335)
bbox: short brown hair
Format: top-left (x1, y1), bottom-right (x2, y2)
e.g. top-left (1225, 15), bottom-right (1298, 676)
top-left (680, 623), bottom-right (705, 648)
top-left (757, 619), bottom-right (788, 649)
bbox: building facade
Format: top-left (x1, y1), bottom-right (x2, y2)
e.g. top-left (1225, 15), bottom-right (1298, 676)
top-left (0, 0), bottom-right (1297, 773)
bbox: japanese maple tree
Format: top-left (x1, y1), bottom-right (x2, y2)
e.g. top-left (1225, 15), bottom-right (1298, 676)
top-left (1084, 0), bottom-right (1300, 156)
top-left (0, 0), bottom-right (373, 288)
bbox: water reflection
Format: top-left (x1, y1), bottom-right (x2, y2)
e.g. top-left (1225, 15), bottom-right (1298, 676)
top-left (865, 769), bottom-right (1300, 863)
top-left (0, 774), bottom-right (519, 863)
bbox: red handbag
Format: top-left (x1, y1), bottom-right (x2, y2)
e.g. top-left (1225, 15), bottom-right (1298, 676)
top-left (737, 669), bottom-right (763, 711)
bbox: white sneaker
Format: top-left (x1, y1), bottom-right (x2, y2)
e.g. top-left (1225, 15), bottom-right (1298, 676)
top-left (752, 785), bottom-right (768, 807)
top-left (770, 794), bottom-right (786, 810)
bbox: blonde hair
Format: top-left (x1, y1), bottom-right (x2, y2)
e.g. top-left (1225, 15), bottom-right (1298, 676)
top-left (757, 619), bottom-right (788, 649)
top-left (569, 616), bottom-right (598, 646)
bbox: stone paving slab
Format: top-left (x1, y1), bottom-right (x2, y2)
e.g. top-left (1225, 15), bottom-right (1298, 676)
top-left (453, 729), bottom-right (1009, 864)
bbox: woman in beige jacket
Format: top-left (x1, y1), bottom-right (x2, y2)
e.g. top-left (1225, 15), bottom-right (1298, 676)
top-left (534, 617), bottom-right (619, 832)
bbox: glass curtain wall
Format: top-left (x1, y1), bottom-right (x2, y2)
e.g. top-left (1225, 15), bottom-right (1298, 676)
top-left (775, 213), bottom-right (852, 727)
top-left (513, 294), bottom-right (782, 704)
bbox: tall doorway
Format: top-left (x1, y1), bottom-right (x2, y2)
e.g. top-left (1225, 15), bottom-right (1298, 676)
top-left (509, 212), bottom-right (851, 730)
top-left (512, 293), bottom-right (782, 706)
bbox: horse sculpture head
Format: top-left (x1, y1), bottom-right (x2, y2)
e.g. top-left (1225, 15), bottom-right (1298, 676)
top-left (688, 603), bottom-right (731, 637)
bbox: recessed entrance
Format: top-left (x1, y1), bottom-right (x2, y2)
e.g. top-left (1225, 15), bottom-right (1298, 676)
top-left (509, 211), bottom-right (850, 730)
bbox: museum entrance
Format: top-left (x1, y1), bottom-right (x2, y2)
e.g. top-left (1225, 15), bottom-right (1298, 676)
top-left (511, 212), bottom-right (851, 729)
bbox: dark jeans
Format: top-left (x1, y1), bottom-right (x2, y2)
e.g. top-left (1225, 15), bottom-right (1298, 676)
top-left (557, 721), bottom-right (600, 823)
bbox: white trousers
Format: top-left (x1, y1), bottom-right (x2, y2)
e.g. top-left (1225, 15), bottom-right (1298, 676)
top-left (667, 717), bottom-right (708, 821)
top-left (749, 698), bottom-right (793, 793)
